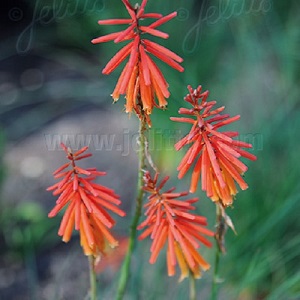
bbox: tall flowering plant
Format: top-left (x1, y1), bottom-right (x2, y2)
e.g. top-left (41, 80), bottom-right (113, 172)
top-left (91, 0), bottom-right (183, 126)
top-left (47, 143), bottom-right (125, 256)
top-left (47, 1), bottom-right (256, 299)
top-left (47, 143), bottom-right (126, 298)
top-left (172, 86), bottom-right (257, 297)
top-left (171, 85), bottom-right (257, 206)
top-left (138, 172), bottom-right (214, 281)
top-left (91, 2), bottom-right (186, 298)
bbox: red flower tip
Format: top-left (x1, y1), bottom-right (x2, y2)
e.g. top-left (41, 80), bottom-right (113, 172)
top-left (92, 1), bottom-right (183, 122)
top-left (139, 171), bottom-right (213, 281)
top-left (171, 86), bottom-right (257, 206)
top-left (47, 144), bottom-right (125, 257)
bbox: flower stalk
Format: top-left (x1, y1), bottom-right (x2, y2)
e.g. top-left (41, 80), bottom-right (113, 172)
top-left (116, 105), bottom-right (147, 300)
top-left (210, 203), bottom-right (225, 300)
top-left (211, 247), bottom-right (221, 300)
top-left (189, 273), bottom-right (196, 300)
top-left (89, 256), bottom-right (97, 300)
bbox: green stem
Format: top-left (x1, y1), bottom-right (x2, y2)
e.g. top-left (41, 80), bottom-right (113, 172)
top-left (89, 255), bottom-right (97, 300)
top-left (116, 116), bottom-right (147, 300)
top-left (210, 204), bottom-right (223, 300)
top-left (189, 273), bottom-right (196, 300)
top-left (211, 246), bottom-right (221, 300)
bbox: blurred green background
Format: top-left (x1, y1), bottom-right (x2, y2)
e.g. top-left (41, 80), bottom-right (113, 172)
top-left (0, 0), bottom-right (299, 299)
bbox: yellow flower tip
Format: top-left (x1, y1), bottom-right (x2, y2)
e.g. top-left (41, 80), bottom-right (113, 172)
top-left (126, 111), bottom-right (133, 119)
top-left (143, 107), bottom-right (152, 115)
top-left (189, 186), bottom-right (196, 194)
top-left (211, 195), bottom-right (220, 202)
top-left (94, 255), bottom-right (102, 266)
top-left (178, 273), bottom-right (189, 283)
top-left (192, 270), bottom-right (202, 279)
top-left (83, 249), bottom-right (94, 256)
top-left (229, 188), bottom-right (237, 196)
top-left (225, 202), bottom-right (233, 207)
top-left (241, 184), bottom-right (249, 191)
top-left (110, 94), bottom-right (119, 102)
top-left (125, 106), bottom-right (133, 114)
top-left (62, 237), bottom-right (70, 243)
top-left (230, 191), bottom-right (237, 197)
top-left (109, 241), bottom-right (119, 249)
top-left (201, 263), bottom-right (211, 271)
top-left (48, 212), bottom-right (55, 218)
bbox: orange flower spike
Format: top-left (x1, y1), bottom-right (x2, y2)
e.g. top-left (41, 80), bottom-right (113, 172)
top-left (171, 86), bottom-right (257, 206)
top-left (92, 0), bottom-right (183, 118)
top-left (47, 143), bottom-right (126, 257)
top-left (138, 172), bottom-right (213, 281)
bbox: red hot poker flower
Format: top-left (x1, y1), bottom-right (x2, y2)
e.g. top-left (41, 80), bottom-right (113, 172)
top-left (171, 85), bottom-right (257, 206)
top-left (92, 0), bottom-right (184, 124)
top-left (47, 143), bottom-right (126, 257)
top-left (138, 171), bottom-right (214, 281)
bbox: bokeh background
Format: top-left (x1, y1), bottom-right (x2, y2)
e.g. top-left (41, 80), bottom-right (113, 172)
top-left (0, 0), bottom-right (299, 299)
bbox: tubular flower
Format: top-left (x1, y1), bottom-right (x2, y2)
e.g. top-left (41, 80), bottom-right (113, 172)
top-left (171, 85), bottom-right (257, 206)
top-left (47, 143), bottom-right (126, 257)
top-left (91, 0), bottom-right (184, 124)
top-left (138, 171), bottom-right (214, 281)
